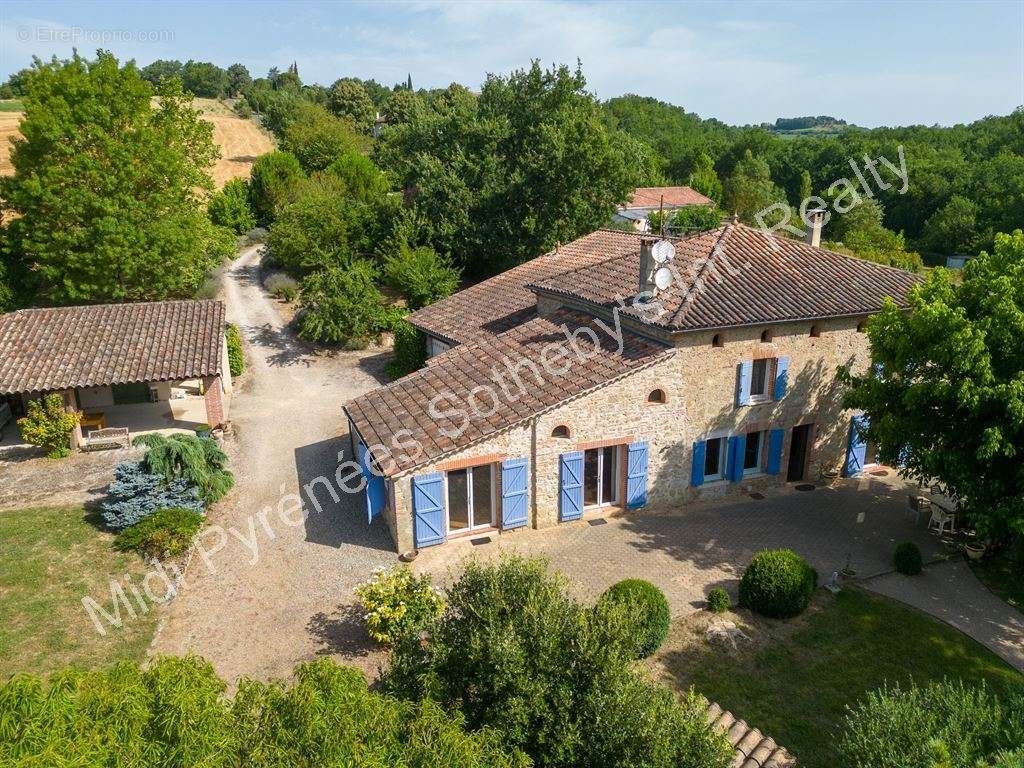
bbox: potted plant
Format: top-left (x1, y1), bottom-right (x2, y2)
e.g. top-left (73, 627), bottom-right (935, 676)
top-left (194, 423), bottom-right (213, 439)
top-left (964, 541), bottom-right (986, 561)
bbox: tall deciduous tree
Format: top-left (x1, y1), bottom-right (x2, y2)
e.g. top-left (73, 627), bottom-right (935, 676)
top-left (1, 52), bottom-right (228, 304)
top-left (841, 230), bottom-right (1024, 542)
top-left (225, 63), bottom-right (251, 97)
top-left (721, 149), bottom-right (787, 223)
top-left (328, 78), bottom-right (375, 132)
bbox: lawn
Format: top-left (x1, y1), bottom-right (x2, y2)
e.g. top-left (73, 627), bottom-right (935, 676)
top-left (652, 587), bottom-right (1023, 768)
top-left (971, 551), bottom-right (1024, 614)
top-left (0, 506), bottom-right (159, 680)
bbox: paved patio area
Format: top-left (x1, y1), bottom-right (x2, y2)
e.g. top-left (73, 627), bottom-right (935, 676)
top-left (414, 471), bottom-right (947, 613)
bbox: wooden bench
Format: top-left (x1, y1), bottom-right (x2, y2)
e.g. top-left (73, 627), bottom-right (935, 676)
top-left (82, 427), bottom-right (129, 451)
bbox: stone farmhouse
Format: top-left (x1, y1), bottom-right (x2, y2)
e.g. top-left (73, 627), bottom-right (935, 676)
top-left (0, 300), bottom-right (231, 449)
top-left (344, 220), bottom-right (921, 555)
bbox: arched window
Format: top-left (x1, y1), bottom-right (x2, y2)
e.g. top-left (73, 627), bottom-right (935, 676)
top-left (809, 324), bottom-right (821, 338)
top-left (647, 388), bottom-right (667, 404)
top-left (551, 425), bottom-right (570, 439)
top-left (856, 320), bottom-right (868, 333)
top-left (760, 329), bottom-right (774, 343)
top-left (712, 333), bottom-right (724, 348)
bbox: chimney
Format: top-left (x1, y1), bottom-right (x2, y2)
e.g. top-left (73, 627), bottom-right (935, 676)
top-left (806, 208), bottom-right (826, 248)
top-left (639, 237), bottom-right (657, 295)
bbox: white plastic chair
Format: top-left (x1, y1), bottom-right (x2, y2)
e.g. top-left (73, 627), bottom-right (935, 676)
top-left (928, 506), bottom-right (955, 536)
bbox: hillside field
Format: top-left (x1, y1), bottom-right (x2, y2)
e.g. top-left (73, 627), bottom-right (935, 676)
top-left (0, 97), bottom-right (274, 187)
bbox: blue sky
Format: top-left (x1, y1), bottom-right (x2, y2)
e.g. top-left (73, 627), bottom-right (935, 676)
top-left (1, 0), bottom-right (1022, 127)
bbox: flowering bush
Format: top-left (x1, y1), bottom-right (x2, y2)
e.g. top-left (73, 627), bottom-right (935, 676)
top-left (354, 565), bottom-right (444, 645)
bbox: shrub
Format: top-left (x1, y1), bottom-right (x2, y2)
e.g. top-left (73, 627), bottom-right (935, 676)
top-left (248, 150), bottom-right (305, 225)
top-left (101, 461), bottom-right (204, 530)
top-left (386, 318), bottom-right (427, 379)
top-left (354, 566), bottom-right (445, 645)
top-left (738, 549), bottom-right (817, 619)
top-left (208, 178), bottom-right (256, 234)
top-left (115, 507), bottom-right (204, 559)
top-left (837, 680), bottom-right (1024, 768)
top-left (384, 556), bottom-right (733, 768)
top-left (280, 102), bottom-right (363, 172)
top-left (266, 188), bottom-right (365, 275)
top-left (133, 433), bottom-right (234, 504)
top-left (706, 588), bottom-right (731, 614)
top-left (264, 272), bottom-right (299, 301)
top-left (0, 656), bottom-right (525, 767)
top-left (598, 578), bottom-right (671, 658)
top-left (894, 541), bottom-right (923, 575)
top-left (16, 393), bottom-right (80, 458)
top-left (327, 151), bottom-right (389, 201)
top-left (383, 244), bottom-right (461, 310)
top-left (297, 261), bottom-right (401, 346)
top-left (225, 324), bottom-right (244, 377)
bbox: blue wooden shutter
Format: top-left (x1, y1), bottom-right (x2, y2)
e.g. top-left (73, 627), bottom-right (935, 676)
top-left (726, 434), bottom-right (747, 482)
top-left (501, 458), bottom-right (529, 530)
top-left (842, 415), bottom-right (870, 477)
top-left (359, 442), bottom-right (387, 524)
top-left (691, 440), bottom-right (706, 487)
top-left (773, 357), bottom-right (790, 400)
top-left (626, 441), bottom-right (649, 508)
top-left (558, 452), bottom-right (583, 522)
top-left (736, 361), bottom-right (753, 406)
top-left (766, 428), bottom-right (785, 475)
top-left (412, 472), bottom-right (445, 547)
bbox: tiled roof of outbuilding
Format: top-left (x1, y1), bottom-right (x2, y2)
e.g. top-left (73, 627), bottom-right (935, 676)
top-left (531, 222), bottom-right (922, 331)
top-left (405, 229), bottom-right (649, 346)
top-left (0, 300), bottom-right (225, 395)
top-left (707, 702), bottom-right (796, 767)
top-left (345, 308), bottom-right (672, 476)
top-left (624, 185), bottom-right (714, 209)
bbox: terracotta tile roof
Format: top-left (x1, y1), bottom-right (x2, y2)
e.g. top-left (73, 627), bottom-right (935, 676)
top-left (707, 703), bottom-right (796, 767)
top-left (531, 222), bottom-right (922, 331)
top-left (345, 308), bottom-right (672, 476)
top-left (406, 229), bottom-right (650, 346)
top-left (624, 186), bottom-right (714, 209)
top-left (0, 300), bottom-right (225, 395)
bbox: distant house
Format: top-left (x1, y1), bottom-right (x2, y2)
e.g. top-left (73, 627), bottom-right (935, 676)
top-left (946, 254), bottom-right (973, 270)
top-left (613, 186), bottom-right (714, 232)
top-left (0, 300), bottom-right (231, 449)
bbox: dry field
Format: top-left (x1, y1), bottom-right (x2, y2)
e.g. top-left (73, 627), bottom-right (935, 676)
top-left (0, 97), bottom-right (275, 187)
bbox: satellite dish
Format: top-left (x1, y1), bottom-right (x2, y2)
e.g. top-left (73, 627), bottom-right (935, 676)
top-left (654, 267), bottom-right (673, 291)
top-left (652, 239), bottom-right (676, 264)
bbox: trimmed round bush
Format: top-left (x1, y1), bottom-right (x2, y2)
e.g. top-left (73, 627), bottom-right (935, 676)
top-left (706, 588), bottom-right (730, 614)
top-left (738, 549), bottom-right (817, 618)
top-left (598, 578), bottom-right (671, 658)
top-left (894, 541), bottom-right (923, 575)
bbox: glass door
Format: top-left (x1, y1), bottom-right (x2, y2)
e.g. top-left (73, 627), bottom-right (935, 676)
top-left (446, 464), bottom-right (495, 532)
top-left (583, 447), bottom-right (620, 508)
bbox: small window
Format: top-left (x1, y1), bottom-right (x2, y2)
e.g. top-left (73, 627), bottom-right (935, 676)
top-left (704, 437), bottom-right (726, 481)
top-left (810, 324), bottom-right (821, 338)
top-left (712, 333), bottom-right (724, 348)
top-left (647, 388), bottom-right (666, 404)
top-left (857, 320), bottom-right (868, 333)
top-left (744, 430), bottom-right (765, 474)
top-left (750, 358), bottom-right (770, 398)
top-left (760, 329), bottom-right (773, 343)
top-left (551, 425), bottom-right (570, 439)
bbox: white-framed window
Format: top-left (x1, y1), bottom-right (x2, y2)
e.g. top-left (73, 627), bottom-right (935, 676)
top-left (743, 430), bottom-right (765, 475)
top-left (749, 358), bottom-right (772, 402)
top-left (444, 464), bottom-right (495, 532)
top-left (583, 445), bottom-right (620, 508)
top-left (703, 436), bottom-right (728, 482)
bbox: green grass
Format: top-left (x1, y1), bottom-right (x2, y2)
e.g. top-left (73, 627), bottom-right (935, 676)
top-left (0, 100), bottom-right (23, 112)
top-left (655, 587), bottom-right (1023, 768)
top-left (0, 506), bottom-right (159, 680)
top-left (971, 551), bottom-right (1024, 614)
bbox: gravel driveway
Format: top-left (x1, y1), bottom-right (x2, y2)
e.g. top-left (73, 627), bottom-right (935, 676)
top-left (151, 246), bottom-right (397, 683)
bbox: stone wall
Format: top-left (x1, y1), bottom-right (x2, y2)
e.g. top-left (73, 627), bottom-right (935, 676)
top-left (383, 315), bottom-right (871, 552)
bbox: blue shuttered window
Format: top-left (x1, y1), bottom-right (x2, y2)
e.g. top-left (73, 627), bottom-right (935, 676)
top-left (766, 428), bottom-right (785, 475)
top-left (501, 458), bottom-right (529, 530)
top-left (726, 434), bottom-right (746, 482)
top-left (559, 452), bottom-right (584, 522)
top-left (691, 440), bottom-right (706, 487)
top-left (412, 472), bottom-right (445, 547)
top-left (359, 442), bottom-right (387, 524)
top-left (842, 415), bottom-right (870, 477)
top-left (626, 441), bottom-right (649, 508)
top-left (773, 357), bottom-right (790, 400)
top-left (736, 361), bottom-right (753, 406)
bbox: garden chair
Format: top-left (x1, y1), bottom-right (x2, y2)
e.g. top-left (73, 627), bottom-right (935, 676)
top-left (907, 494), bottom-right (930, 526)
top-left (928, 506), bottom-right (956, 536)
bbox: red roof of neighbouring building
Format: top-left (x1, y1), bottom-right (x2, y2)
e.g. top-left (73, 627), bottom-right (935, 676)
top-left (623, 186), bottom-right (714, 209)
